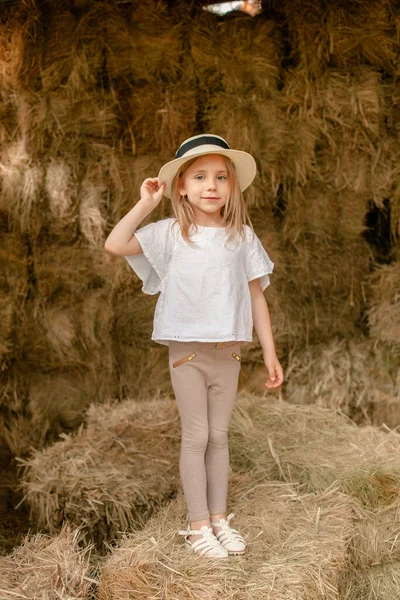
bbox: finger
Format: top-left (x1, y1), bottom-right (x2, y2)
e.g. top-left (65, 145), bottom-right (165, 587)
top-left (267, 366), bottom-right (276, 383)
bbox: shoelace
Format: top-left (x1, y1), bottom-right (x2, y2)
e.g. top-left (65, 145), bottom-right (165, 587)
top-left (201, 526), bottom-right (225, 550)
top-left (216, 513), bottom-right (239, 542)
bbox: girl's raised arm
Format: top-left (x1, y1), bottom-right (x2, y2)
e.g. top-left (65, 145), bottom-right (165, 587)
top-left (104, 178), bottom-right (165, 256)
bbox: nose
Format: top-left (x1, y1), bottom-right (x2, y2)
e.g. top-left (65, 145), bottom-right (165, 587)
top-left (207, 179), bottom-right (217, 190)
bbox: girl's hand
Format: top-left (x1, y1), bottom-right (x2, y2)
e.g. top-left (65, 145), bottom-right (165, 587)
top-left (264, 354), bottom-right (284, 389)
top-left (140, 178), bottom-right (166, 208)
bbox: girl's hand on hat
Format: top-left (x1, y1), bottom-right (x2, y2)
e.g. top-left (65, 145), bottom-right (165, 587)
top-left (140, 178), bottom-right (166, 208)
top-left (264, 355), bottom-right (284, 389)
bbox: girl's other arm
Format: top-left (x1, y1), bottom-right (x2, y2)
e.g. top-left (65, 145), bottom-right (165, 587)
top-left (249, 278), bottom-right (284, 389)
top-left (104, 178), bottom-right (165, 256)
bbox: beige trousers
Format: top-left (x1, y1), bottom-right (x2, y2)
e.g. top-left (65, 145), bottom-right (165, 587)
top-left (168, 340), bottom-right (241, 521)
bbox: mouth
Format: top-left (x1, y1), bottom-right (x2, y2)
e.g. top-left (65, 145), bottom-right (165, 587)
top-left (203, 197), bottom-right (220, 201)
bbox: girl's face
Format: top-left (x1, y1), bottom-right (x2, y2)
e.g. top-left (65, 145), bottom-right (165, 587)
top-left (179, 155), bottom-right (230, 224)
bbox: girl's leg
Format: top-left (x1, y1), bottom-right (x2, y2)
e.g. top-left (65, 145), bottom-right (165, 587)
top-left (168, 343), bottom-right (210, 523)
top-left (206, 345), bottom-right (241, 516)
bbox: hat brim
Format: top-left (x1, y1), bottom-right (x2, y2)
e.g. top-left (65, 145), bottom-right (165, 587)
top-left (158, 147), bottom-right (257, 198)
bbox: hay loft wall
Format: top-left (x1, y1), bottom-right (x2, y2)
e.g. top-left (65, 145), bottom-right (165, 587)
top-left (0, 0), bottom-right (399, 460)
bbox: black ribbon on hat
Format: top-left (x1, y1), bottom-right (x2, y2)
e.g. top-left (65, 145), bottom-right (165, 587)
top-left (176, 136), bottom-right (230, 159)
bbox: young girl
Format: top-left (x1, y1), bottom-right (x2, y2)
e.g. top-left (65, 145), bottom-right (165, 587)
top-left (105, 134), bottom-right (283, 559)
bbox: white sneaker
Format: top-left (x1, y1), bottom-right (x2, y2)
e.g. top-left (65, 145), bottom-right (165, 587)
top-left (211, 513), bottom-right (246, 555)
top-left (178, 525), bottom-right (229, 559)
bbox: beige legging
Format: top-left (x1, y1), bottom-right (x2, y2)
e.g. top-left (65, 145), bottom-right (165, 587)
top-left (168, 340), bottom-right (241, 522)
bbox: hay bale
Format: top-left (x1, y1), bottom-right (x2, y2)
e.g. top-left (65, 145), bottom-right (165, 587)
top-left (21, 397), bottom-right (181, 548)
top-left (98, 475), bottom-right (354, 600)
top-left (2, 0), bottom-right (43, 92)
top-left (0, 525), bottom-right (93, 600)
top-left (45, 157), bottom-right (79, 242)
top-left (32, 243), bottom-right (112, 300)
top-left (106, 153), bottom-right (175, 226)
top-left (21, 392), bottom-right (400, 552)
top-left (1, 364), bottom-right (116, 458)
top-left (107, 1), bottom-right (184, 83)
top-left (229, 394), bottom-right (400, 508)
top-left (281, 67), bottom-right (387, 204)
top-left (204, 90), bottom-right (285, 209)
top-left (349, 500), bottom-right (400, 570)
top-left (284, 0), bottom-right (395, 77)
top-left (79, 163), bottom-right (108, 248)
top-left (124, 83), bottom-right (197, 155)
top-left (279, 239), bottom-right (371, 345)
top-left (367, 262), bottom-right (400, 353)
top-left (339, 562), bottom-right (400, 600)
top-left (285, 336), bottom-right (400, 425)
top-left (0, 140), bottom-right (45, 237)
top-left (0, 233), bottom-right (28, 368)
top-left (191, 11), bottom-right (280, 93)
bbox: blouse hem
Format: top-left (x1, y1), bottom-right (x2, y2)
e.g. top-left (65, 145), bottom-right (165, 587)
top-left (152, 336), bottom-right (253, 343)
top-left (134, 231), bottom-right (164, 282)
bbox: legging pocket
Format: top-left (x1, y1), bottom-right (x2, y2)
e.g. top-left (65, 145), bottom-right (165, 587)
top-left (172, 352), bottom-right (197, 368)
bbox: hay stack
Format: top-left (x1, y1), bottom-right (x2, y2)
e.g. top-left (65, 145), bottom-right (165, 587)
top-left (125, 84), bottom-right (198, 156)
top-left (229, 394), bottom-right (400, 508)
top-left (285, 336), bottom-right (400, 426)
top-left (45, 157), bottom-right (79, 243)
top-left (284, 0), bottom-right (395, 77)
top-left (107, 0), bottom-right (184, 83)
top-left (366, 262), bottom-right (400, 353)
top-left (0, 140), bottom-right (46, 238)
top-left (191, 11), bottom-right (280, 94)
top-left (21, 397), bottom-right (181, 549)
top-left (339, 562), bottom-right (400, 600)
top-left (0, 525), bottom-right (93, 600)
top-left (22, 392), bottom-right (400, 551)
top-left (281, 67), bottom-right (386, 203)
top-left (205, 90), bottom-right (285, 209)
top-left (99, 475), bottom-right (354, 600)
top-left (0, 233), bottom-right (28, 370)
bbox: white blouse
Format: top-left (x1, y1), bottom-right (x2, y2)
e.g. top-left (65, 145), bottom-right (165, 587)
top-left (125, 218), bottom-right (274, 346)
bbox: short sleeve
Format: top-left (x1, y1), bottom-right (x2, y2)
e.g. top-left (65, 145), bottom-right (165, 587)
top-left (124, 218), bottom-right (174, 295)
top-left (244, 227), bottom-right (274, 291)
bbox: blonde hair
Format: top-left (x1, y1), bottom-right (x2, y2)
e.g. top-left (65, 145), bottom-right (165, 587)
top-left (169, 154), bottom-right (254, 244)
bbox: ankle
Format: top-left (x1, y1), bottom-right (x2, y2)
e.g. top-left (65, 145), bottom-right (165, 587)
top-left (190, 518), bottom-right (211, 531)
top-left (210, 513), bottom-right (227, 526)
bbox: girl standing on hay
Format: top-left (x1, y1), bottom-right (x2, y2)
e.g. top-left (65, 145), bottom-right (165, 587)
top-left (105, 134), bottom-right (283, 559)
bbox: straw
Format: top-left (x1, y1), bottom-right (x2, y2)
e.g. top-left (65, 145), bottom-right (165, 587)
top-left (0, 524), bottom-right (94, 600)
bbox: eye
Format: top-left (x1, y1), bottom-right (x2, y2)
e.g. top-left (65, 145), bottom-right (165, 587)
top-left (194, 175), bottom-right (205, 180)
top-left (217, 175), bottom-right (227, 180)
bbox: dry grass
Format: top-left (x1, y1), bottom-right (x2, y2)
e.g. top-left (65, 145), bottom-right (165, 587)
top-left (229, 394), bottom-right (400, 508)
top-left (0, 233), bottom-right (28, 368)
top-left (339, 562), bottom-right (400, 600)
top-left (284, 0), bottom-right (396, 77)
top-left (0, 525), bottom-right (94, 600)
top-left (204, 90), bottom-right (285, 209)
top-left (99, 474), bottom-right (354, 600)
top-left (367, 262), bottom-right (400, 353)
top-left (20, 397), bottom-right (181, 549)
top-left (20, 391), bottom-right (400, 554)
top-left (348, 499), bottom-right (400, 569)
top-left (107, 1), bottom-right (184, 83)
top-left (279, 240), bottom-right (371, 346)
top-left (32, 243), bottom-right (112, 300)
top-left (0, 139), bottom-right (45, 237)
top-left (285, 336), bottom-right (400, 426)
top-left (191, 11), bottom-right (280, 94)
top-left (124, 83), bottom-right (197, 156)
top-left (79, 163), bottom-right (109, 248)
top-left (45, 157), bottom-right (79, 242)
top-left (280, 67), bottom-right (388, 206)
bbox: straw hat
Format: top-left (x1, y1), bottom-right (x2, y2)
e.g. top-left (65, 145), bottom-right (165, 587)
top-left (158, 134), bottom-right (257, 198)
